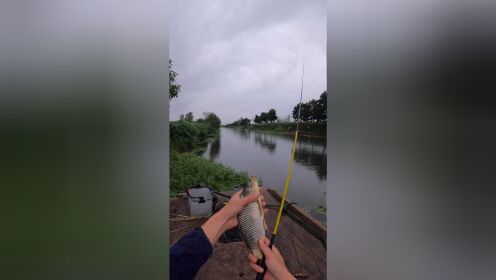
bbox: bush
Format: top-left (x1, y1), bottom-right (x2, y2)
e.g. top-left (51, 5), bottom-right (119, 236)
top-left (170, 119), bottom-right (222, 152)
top-left (170, 121), bottom-right (200, 151)
top-left (170, 151), bottom-right (248, 195)
top-left (194, 122), bottom-right (210, 141)
top-left (203, 112), bottom-right (221, 129)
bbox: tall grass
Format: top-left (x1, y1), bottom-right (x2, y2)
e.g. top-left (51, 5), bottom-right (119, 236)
top-left (170, 150), bottom-right (248, 195)
top-left (170, 119), bottom-right (249, 195)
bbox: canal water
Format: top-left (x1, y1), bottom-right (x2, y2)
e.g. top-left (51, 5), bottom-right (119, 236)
top-left (201, 127), bottom-right (327, 221)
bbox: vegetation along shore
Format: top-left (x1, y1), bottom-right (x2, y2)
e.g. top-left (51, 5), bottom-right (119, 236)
top-left (224, 91), bottom-right (326, 137)
top-left (169, 112), bottom-right (248, 196)
top-left (169, 59), bottom-right (247, 195)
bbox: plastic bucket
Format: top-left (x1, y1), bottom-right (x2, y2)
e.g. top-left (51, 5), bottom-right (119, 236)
top-left (186, 185), bottom-right (213, 217)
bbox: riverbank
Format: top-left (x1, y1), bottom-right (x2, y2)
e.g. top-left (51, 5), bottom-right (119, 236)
top-left (170, 150), bottom-right (248, 195)
top-left (224, 121), bottom-right (326, 137)
top-left (170, 117), bottom-right (249, 195)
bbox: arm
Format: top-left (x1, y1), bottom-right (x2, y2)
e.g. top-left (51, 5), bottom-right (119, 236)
top-left (170, 190), bottom-right (264, 280)
top-left (170, 227), bottom-right (213, 280)
top-left (201, 190), bottom-right (262, 246)
top-left (199, 208), bottom-right (230, 246)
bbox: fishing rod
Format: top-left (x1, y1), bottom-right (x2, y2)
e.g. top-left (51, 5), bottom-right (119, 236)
top-left (256, 61), bottom-right (305, 280)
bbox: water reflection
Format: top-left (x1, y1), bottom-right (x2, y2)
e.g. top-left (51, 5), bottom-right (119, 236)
top-left (238, 129), bottom-right (251, 140)
top-left (253, 133), bottom-right (277, 153)
top-left (225, 128), bottom-right (326, 180)
top-left (208, 137), bottom-right (221, 160)
top-left (294, 141), bottom-right (327, 181)
top-left (202, 128), bottom-right (327, 220)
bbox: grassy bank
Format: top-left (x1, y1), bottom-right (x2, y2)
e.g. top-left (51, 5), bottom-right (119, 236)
top-left (170, 150), bottom-right (248, 195)
top-left (169, 118), bottom-right (248, 195)
top-left (226, 121), bottom-right (326, 137)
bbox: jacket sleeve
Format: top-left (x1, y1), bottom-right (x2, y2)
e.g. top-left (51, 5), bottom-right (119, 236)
top-left (170, 227), bottom-right (213, 280)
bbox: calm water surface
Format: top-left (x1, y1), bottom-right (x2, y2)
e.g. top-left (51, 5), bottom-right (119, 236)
top-left (202, 127), bottom-right (326, 221)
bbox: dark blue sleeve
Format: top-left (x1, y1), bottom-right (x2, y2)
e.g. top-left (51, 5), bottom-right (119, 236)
top-left (170, 227), bottom-right (213, 280)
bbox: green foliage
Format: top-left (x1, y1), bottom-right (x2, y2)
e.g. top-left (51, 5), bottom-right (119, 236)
top-left (195, 121), bottom-right (212, 141)
top-left (317, 91), bottom-right (327, 121)
top-left (292, 91), bottom-right (327, 122)
top-left (170, 113), bottom-right (220, 152)
top-left (169, 121), bottom-right (201, 151)
top-left (169, 112), bottom-right (243, 195)
top-left (203, 112), bottom-right (221, 129)
top-left (260, 112), bottom-right (268, 123)
top-left (226, 117), bottom-right (251, 127)
top-left (169, 59), bottom-right (181, 100)
top-left (267, 108), bottom-right (277, 122)
top-left (170, 151), bottom-right (248, 195)
top-left (241, 118), bottom-right (251, 126)
top-left (246, 121), bottom-right (326, 136)
top-left (250, 109), bottom-right (278, 124)
top-left (185, 112), bottom-right (194, 122)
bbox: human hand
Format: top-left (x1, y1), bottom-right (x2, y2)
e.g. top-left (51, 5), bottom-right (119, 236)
top-left (220, 188), bottom-right (267, 231)
top-left (247, 237), bottom-right (296, 280)
top-left (202, 188), bottom-right (268, 247)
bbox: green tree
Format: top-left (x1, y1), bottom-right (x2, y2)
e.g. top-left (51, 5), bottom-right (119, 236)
top-left (179, 114), bottom-right (185, 121)
top-left (203, 112), bottom-right (221, 129)
top-left (240, 118), bottom-right (251, 126)
top-left (318, 91), bottom-right (327, 121)
top-left (254, 115), bottom-right (262, 124)
top-left (185, 112), bottom-right (194, 122)
top-left (309, 99), bottom-right (319, 122)
top-left (308, 91), bottom-right (327, 122)
top-left (169, 59), bottom-right (181, 100)
top-left (260, 112), bottom-right (268, 123)
top-left (268, 108), bottom-right (277, 122)
top-left (292, 102), bottom-right (312, 122)
top-left (292, 103), bottom-right (301, 121)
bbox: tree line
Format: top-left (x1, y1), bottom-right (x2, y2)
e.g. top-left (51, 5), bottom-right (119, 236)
top-left (178, 111), bottom-right (221, 129)
top-left (226, 91), bottom-right (326, 127)
top-left (171, 58), bottom-right (326, 127)
top-left (225, 117), bottom-right (251, 127)
top-left (254, 109), bottom-right (278, 123)
top-left (292, 91), bottom-right (326, 122)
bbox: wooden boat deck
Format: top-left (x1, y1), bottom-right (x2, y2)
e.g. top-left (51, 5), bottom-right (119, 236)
top-left (170, 188), bottom-right (327, 280)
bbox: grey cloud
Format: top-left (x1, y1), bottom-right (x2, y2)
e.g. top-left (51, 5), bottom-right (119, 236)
top-left (170, 0), bottom-right (326, 124)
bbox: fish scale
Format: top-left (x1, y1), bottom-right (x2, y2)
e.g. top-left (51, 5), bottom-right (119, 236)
top-left (238, 176), bottom-right (266, 259)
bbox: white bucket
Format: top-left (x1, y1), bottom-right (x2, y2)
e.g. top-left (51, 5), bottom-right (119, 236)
top-left (186, 185), bottom-right (213, 217)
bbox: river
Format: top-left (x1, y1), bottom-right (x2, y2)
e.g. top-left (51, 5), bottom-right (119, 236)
top-left (201, 127), bottom-right (327, 221)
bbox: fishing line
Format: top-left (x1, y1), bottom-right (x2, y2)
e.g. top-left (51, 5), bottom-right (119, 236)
top-left (256, 61), bottom-right (305, 280)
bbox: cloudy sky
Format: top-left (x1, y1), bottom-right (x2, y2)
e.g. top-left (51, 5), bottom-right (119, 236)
top-left (170, 0), bottom-right (326, 124)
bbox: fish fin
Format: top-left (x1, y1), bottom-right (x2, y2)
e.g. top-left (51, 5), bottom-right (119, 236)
top-left (257, 197), bottom-right (268, 230)
top-left (257, 197), bottom-right (264, 217)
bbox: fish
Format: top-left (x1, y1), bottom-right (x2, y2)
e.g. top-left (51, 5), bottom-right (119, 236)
top-left (238, 176), bottom-right (267, 259)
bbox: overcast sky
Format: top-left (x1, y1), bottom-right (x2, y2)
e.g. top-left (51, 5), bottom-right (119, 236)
top-left (170, 0), bottom-right (326, 124)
